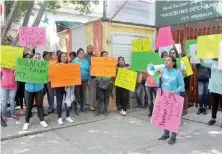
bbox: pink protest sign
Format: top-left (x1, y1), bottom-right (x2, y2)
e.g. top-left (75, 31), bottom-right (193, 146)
top-left (19, 27), bottom-right (46, 46)
top-left (151, 89), bottom-right (184, 133)
top-left (217, 42), bottom-right (222, 70)
top-left (156, 26), bottom-right (174, 48)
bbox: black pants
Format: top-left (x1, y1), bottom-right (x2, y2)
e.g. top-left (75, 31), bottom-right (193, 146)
top-left (211, 92), bottom-right (222, 119)
top-left (97, 84), bottom-right (113, 113)
top-left (15, 82), bottom-right (26, 109)
top-left (116, 87), bottom-right (129, 111)
top-left (25, 90), bottom-right (44, 123)
top-left (74, 81), bottom-right (88, 109)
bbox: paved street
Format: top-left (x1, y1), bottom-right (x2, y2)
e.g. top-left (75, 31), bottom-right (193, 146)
top-left (1, 107), bottom-right (222, 154)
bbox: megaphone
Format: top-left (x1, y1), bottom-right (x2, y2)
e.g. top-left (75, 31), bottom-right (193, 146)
top-left (147, 64), bottom-right (165, 75)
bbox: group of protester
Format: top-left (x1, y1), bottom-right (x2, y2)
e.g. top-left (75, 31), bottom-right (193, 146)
top-left (1, 45), bottom-right (222, 145)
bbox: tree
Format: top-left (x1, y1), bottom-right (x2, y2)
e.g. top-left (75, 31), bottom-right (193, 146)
top-left (2, 0), bottom-right (99, 45)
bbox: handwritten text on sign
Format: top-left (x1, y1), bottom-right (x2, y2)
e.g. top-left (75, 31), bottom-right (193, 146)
top-left (15, 58), bottom-right (49, 83)
top-left (115, 68), bottom-right (137, 92)
top-left (19, 27), bottom-right (46, 46)
top-left (91, 57), bottom-right (116, 76)
top-left (132, 38), bottom-right (152, 52)
top-left (0, 45), bottom-right (23, 68)
top-left (151, 89), bottom-right (184, 133)
top-left (50, 63), bottom-right (81, 88)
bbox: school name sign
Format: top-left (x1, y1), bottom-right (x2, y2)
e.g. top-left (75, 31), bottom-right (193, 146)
top-left (156, 0), bottom-right (222, 26)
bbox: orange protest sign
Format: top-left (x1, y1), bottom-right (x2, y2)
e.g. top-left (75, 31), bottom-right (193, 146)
top-left (91, 57), bottom-right (116, 76)
top-left (50, 63), bottom-right (81, 88)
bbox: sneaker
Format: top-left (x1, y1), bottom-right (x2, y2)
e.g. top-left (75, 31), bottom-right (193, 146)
top-left (143, 104), bottom-right (148, 109)
top-left (196, 108), bottom-right (203, 115)
top-left (80, 108), bottom-right (86, 112)
top-left (23, 123), bottom-right (29, 130)
top-left (66, 117), bottom-right (74, 123)
top-left (103, 112), bottom-right (109, 117)
top-left (158, 135), bottom-right (169, 140)
top-left (1, 116), bottom-right (7, 127)
top-left (168, 138), bottom-right (176, 145)
top-left (148, 112), bottom-right (152, 117)
top-left (120, 109), bottom-right (123, 115)
top-left (20, 109), bottom-right (25, 115)
top-left (58, 118), bottom-right (63, 125)
top-left (207, 119), bottom-right (216, 126)
top-left (122, 111), bottom-right (126, 116)
top-left (40, 121), bottom-right (48, 128)
top-left (48, 109), bottom-right (55, 114)
top-left (89, 106), bottom-right (95, 111)
top-left (202, 108), bottom-right (207, 115)
top-left (12, 115), bottom-right (18, 120)
top-left (74, 109), bottom-right (79, 116)
top-left (94, 112), bottom-right (101, 117)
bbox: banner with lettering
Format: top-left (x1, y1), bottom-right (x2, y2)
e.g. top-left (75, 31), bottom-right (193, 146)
top-left (132, 37), bottom-right (153, 52)
top-left (15, 58), bottom-right (49, 83)
top-left (50, 63), bottom-right (81, 88)
top-left (151, 89), bottom-right (184, 133)
top-left (196, 34), bottom-right (222, 58)
top-left (19, 27), bottom-right (46, 46)
top-left (115, 68), bottom-right (137, 92)
top-left (91, 57), bottom-right (116, 76)
top-left (0, 45), bottom-right (23, 68)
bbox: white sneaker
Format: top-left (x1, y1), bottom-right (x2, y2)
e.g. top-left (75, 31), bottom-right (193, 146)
top-left (40, 121), bottom-right (48, 128)
top-left (122, 111), bottom-right (126, 116)
top-left (23, 123), bottom-right (29, 130)
top-left (120, 109), bottom-right (123, 115)
top-left (66, 117), bottom-right (74, 123)
top-left (58, 118), bottom-right (63, 125)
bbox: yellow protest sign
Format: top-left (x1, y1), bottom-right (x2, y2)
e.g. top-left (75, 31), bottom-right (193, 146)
top-left (0, 45), bottom-right (24, 68)
top-left (132, 37), bottom-right (152, 52)
top-left (181, 56), bottom-right (193, 77)
top-left (115, 68), bottom-right (137, 92)
top-left (196, 34), bottom-right (222, 58)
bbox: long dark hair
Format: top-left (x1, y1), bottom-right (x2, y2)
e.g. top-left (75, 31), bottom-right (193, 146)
top-left (168, 56), bottom-right (177, 69)
top-left (169, 48), bottom-right (180, 58)
top-left (117, 56), bottom-right (125, 67)
top-left (161, 51), bottom-right (168, 58)
top-left (57, 52), bottom-right (67, 63)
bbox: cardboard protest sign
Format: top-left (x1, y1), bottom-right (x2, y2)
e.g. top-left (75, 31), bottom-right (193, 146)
top-left (196, 34), bottom-right (222, 58)
top-left (151, 89), bottom-right (184, 133)
top-left (50, 63), bottom-right (81, 88)
top-left (181, 56), bottom-right (193, 77)
top-left (91, 57), bottom-right (116, 76)
top-left (185, 39), bottom-right (197, 57)
top-left (132, 37), bottom-right (153, 52)
top-left (0, 45), bottom-right (23, 68)
top-left (156, 26), bottom-right (174, 48)
top-left (19, 27), bottom-right (46, 46)
top-left (218, 42), bottom-right (222, 70)
top-left (15, 58), bottom-right (49, 83)
top-left (115, 68), bottom-right (137, 92)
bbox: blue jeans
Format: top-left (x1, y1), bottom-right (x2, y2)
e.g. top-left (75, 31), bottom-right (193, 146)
top-left (46, 82), bottom-right (55, 110)
top-left (55, 88), bottom-right (70, 118)
top-left (164, 129), bottom-right (177, 139)
top-left (145, 86), bottom-right (158, 110)
top-left (198, 81), bottom-right (209, 108)
top-left (0, 88), bottom-right (17, 117)
top-left (136, 84), bottom-right (148, 108)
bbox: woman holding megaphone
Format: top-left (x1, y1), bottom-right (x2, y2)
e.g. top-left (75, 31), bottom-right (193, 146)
top-left (157, 56), bottom-right (185, 145)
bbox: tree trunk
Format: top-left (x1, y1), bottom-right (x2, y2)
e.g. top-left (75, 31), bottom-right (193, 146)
top-left (32, 1), bottom-right (49, 26)
top-left (1, 0), bottom-right (20, 45)
top-left (12, 0), bottom-right (35, 46)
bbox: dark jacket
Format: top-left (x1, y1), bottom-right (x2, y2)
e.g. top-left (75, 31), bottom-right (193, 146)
top-left (196, 64), bottom-right (211, 82)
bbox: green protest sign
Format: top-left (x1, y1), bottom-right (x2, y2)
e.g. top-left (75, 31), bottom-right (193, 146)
top-left (15, 58), bottom-right (49, 83)
top-left (185, 39), bottom-right (197, 56)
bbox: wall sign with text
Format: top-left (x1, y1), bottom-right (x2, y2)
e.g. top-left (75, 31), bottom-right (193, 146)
top-left (156, 0), bottom-right (222, 26)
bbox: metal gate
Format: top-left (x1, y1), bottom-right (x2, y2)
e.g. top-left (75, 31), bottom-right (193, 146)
top-left (172, 23), bottom-right (222, 108)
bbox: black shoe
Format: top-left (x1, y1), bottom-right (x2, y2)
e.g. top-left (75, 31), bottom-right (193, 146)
top-left (207, 119), bottom-right (216, 126)
top-left (48, 109), bottom-right (55, 114)
top-left (158, 135), bottom-right (169, 140)
top-left (1, 116), bottom-right (7, 127)
top-left (148, 112), bottom-right (152, 117)
top-left (94, 112), bottom-right (101, 117)
top-left (196, 108), bottom-right (203, 115)
top-left (103, 112), bottom-right (109, 117)
top-left (143, 104), bottom-right (148, 109)
top-left (168, 138), bottom-right (176, 145)
top-left (202, 108), bottom-right (207, 115)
